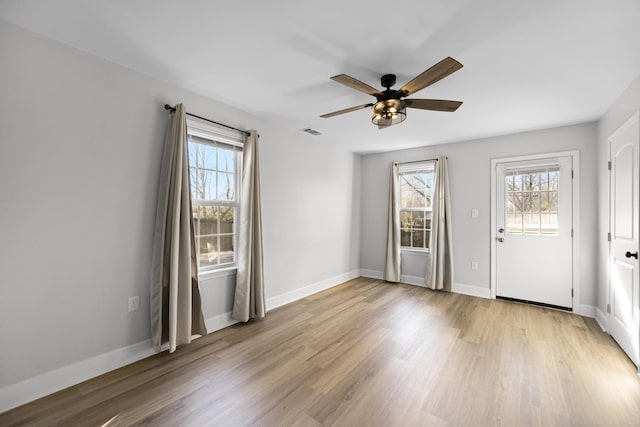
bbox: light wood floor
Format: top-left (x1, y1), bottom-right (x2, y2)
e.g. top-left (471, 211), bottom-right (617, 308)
top-left (2, 277), bottom-right (640, 426)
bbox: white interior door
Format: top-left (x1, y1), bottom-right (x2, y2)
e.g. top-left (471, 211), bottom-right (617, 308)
top-left (496, 157), bottom-right (573, 309)
top-left (609, 113), bottom-right (639, 367)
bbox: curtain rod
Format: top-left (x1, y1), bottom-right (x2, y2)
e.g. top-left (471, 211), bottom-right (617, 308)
top-left (395, 157), bottom-right (445, 165)
top-left (164, 104), bottom-right (251, 137)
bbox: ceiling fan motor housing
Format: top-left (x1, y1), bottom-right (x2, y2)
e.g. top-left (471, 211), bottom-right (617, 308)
top-left (380, 74), bottom-right (396, 89)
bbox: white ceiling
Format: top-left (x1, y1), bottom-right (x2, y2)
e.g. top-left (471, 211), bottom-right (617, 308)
top-left (2, 0), bottom-right (639, 153)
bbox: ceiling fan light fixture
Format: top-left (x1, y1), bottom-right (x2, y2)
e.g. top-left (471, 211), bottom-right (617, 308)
top-left (372, 99), bottom-right (406, 127)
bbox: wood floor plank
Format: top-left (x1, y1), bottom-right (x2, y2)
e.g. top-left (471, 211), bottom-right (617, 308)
top-left (2, 278), bottom-right (639, 426)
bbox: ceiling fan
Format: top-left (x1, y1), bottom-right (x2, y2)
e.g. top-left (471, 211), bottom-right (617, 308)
top-left (320, 57), bottom-right (463, 128)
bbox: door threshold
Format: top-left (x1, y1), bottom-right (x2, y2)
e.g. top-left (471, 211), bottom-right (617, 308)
top-left (496, 296), bottom-right (572, 312)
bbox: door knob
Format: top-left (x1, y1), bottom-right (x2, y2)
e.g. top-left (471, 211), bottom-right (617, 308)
top-left (625, 251), bottom-right (639, 259)
top-left (497, 237), bottom-right (504, 243)
top-left (498, 228), bottom-right (504, 233)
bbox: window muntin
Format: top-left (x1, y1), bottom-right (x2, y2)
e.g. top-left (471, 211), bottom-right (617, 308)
top-left (188, 133), bottom-right (241, 270)
top-left (399, 163), bottom-right (435, 250)
top-left (505, 166), bottom-right (559, 236)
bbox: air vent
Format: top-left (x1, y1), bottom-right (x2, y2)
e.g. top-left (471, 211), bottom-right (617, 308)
top-left (301, 128), bottom-right (322, 136)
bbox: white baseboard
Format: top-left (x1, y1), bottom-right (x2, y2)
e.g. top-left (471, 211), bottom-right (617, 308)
top-left (0, 270), bottom-right (361, 413)
top-left (266, 269), bottom-right (360, 311)
top-left (359, 269), bottom-right (490, 299)
top-left (574, 304), bottom-right (596, 318)
top-left (595, 307), bottom-right (608, 332)
top-left (359, 269), bottom-right (383, 280)
top-left (204, 311), bottom-right (238, 333)
top-left (452, 282), bottom-right (491, 299)
top-left (400, 274), bottom-right (426, 287)
top-left (0, 338), bottom-right (157, 414)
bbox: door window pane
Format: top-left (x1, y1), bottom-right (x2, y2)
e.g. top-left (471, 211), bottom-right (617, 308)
top-left (506, 166), bottom-right (559, 236)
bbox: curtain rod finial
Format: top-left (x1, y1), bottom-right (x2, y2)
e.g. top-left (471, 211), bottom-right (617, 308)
top-left (164, 104), bottom-right (175, 112)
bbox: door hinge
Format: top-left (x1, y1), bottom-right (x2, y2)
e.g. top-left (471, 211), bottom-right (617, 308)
top-left (608, 232), bottom-right (611, 242)
top-left (571, 229), bottom-right (574, 238)
top-left (607, 303), bottom-right (611, 314)
top-left (571, 288), bottom-right (574, 297)
top-left (571, 169), bottom-right (574, 179)
top-left (608, 160), bottom-right (612, 171)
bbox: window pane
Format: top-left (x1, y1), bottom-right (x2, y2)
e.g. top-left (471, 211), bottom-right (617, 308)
top-left (199, 206), bottom-right (218, 236)
top-left (523, 213), bottom-right (534, 234)
top-left (400, 171), bottom-right (433, 209)
top-left (507, 213), bottom-right (522, 234)
top-left (513, 175), bottom-right (522, 191)
top-left (425, 231), bottom-right (431, 248)
top-left (217, 172), bottom-right (235, 200)
top-left (513, 192), bottom-right (523, 213)
top-left (411, 230), bottom-right (425, 248)
top-left (531, 174), bottom-right (540, 191)
top-left (188, 138), bottom-right (217, 170)
top-left (540, 191), bottom-right (549, 212)
top-left (412, 210), bottom-right (425, 229)
top-left (198, 235), bottom-right (218, 268)
top-left (219, 235), bottom-right (234, 264)
top-left (192, 206), bottom-right (201, 236)
top-left (189, 167), bottom-right (198, 200)
top-left (541, 172), bottom-right (549, 190)
top-left (191, 169), bottom-right (216, 201)
top-left (400, 211), bottom-right (411, 229)
top-left (531, 192), bottom-right (540, 213)
top-left (549, 191), bottom-right (558, 213)
top-left (523, 192), bottom-right (531, 213)
top-left (548, 171), bottom-right (558, 190)
top-left (507, 194), bottom-right (516, 214)
top-left (425, 212), bottom-right (432, 230)
top-left (217, 148), bottom-right (235, 173)
top-left (401, 229), bottom-right (411, 246)
top-left (219, 207), bottom-right (235, 234)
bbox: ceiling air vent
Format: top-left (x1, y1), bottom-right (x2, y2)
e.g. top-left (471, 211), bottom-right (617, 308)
top-left (301, 128), bottom-right (322, 136)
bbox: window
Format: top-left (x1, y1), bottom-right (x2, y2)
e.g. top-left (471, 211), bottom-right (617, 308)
top-left (505, 165), bottom-right (559, 235)
top-left (399, 162), bottom-right (435, 250)
top-left (187, 118), bottom-right (243, 271)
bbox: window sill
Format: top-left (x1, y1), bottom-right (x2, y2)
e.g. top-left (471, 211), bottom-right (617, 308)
top-left (401, 248), bottom-right (430, 255)
top-left (199, 265), bottom-right (237, 280)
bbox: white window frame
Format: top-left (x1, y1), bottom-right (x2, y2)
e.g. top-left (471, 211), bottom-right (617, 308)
top-left (399, 161), bottom-right (436, 253)
top-left (186, 116), bottom-right (243, 274)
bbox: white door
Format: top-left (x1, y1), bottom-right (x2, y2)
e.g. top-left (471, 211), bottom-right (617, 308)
top-left (496, 157), bottom-right (573, 308)
top-left (609, 113), bottom-right (639, 367)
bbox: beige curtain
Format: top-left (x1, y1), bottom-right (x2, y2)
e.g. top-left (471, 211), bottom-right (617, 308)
top-left (232, 130), bottom-right (265, 322)
top-left (426, 156), bottom-right (454, 290)
top-left (150, 103), bottom-right (207, 353)
top-left (384, 162), bottom-right (401, 282)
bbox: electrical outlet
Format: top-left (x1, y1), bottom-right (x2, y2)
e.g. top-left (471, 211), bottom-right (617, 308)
top-left (128, 296), bottom-right (139, 312)
top-left (471, 261), bottom-right (479, 271)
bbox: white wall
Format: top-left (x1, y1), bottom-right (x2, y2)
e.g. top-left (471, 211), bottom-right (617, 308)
top-left (360, 123), bottom-right (598, 305)
top-left (596, 74), bottom-right (640, 324)
top-left (0, 20), bottom-right (360, 410)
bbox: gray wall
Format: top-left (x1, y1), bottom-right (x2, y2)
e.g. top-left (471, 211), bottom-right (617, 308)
top-left (359, 123), bottom-right (598, 305)
top-left (0, 20), bottom-right (360, 390)
top-left (596, 74), bottom-right (640, 315)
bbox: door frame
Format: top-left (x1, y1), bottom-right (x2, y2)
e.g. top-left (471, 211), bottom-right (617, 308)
top-left (490, 150), bottom-right (581, 310)
top-left (606, 112), bottom-right (640, 357)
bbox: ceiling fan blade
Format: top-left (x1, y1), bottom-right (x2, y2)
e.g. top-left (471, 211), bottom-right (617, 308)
top-left (405, 99), bottom-right (463, 112)
top-left (399, 57), bottom-right (463, 96)
top-left (330, 74), bottom-right (381, 96)
top-left (320, 103), bottom-right (374, 118)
